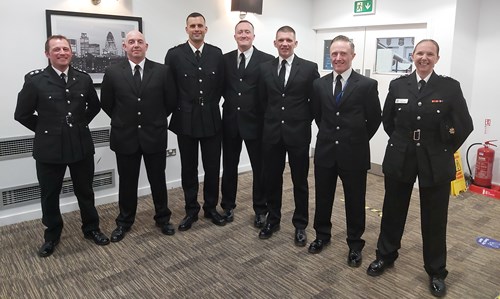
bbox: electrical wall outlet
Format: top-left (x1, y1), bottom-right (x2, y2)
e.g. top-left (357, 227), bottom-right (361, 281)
top-left (166, 148), bottom-right (176, 157)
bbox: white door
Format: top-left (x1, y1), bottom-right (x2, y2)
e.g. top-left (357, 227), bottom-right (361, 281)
top-left (314, 24), bottom-right (427, 167)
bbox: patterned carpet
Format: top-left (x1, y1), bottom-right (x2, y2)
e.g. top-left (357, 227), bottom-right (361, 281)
top-left (1, 165), bottom-right (499, 299)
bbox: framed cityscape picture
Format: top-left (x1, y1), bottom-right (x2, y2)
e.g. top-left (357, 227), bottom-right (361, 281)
top-left (46, 10), bottom-right (142, 85)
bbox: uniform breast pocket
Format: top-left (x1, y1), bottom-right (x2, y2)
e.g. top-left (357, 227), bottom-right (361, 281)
top-left (203, 67), bottom-right (218, 82)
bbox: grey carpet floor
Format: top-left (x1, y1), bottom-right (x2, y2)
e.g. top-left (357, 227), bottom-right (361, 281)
top-left (1, 165), bottom-right (499, 298)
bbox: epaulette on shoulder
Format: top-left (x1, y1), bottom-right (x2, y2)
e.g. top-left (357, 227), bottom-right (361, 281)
top-left (392, 74), bottom-right (410, 81)
top-left (439, 74), bottom-right (458, 82)
top-left (27, 68), bottom-right (45, 77)
top-left (72, 67), bottom-right (88, 74)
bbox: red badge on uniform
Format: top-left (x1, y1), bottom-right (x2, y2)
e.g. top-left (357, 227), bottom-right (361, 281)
top-left (431, 99), bottom-right (443, 103)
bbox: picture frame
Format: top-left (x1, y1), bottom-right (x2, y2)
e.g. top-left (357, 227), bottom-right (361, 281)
top-left (46, 10), bottom-right (142, 85)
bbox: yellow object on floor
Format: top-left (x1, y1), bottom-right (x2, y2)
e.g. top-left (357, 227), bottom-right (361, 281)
top-left (451, 150), bottom-right (467, 195)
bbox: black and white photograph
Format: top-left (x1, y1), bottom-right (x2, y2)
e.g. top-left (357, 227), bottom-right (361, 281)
top-left (46, 10), bottom-right (142, 85)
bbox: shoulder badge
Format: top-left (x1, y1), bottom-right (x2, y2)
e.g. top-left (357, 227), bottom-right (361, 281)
top-left (72, 66), bottom-right (88, 74)
top-left (392, 74), bottom-right (409, 81)
top-left (27, 68), bottom-right (45, 77)
top-left (439, 74), bottom-right (457, 82)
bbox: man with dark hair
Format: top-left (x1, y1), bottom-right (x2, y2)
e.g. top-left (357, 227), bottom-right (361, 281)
top-left (309, 35), bottom-right (381, 269)
top-left (15, 35), bottom-right (109, 257)
top-left (101, 30), bottom-right (177, 242)
top-left (220, 20), bottom-right (274, 227)
top-left (258, 26), bottom-right (319, 245)
top-left (165, 12), bottom-right (226, 231)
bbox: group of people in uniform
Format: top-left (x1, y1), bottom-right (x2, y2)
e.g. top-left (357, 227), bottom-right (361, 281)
top-left (14, 11), bottom-right (473, 298)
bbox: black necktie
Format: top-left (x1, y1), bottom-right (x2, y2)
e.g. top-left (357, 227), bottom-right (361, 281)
top-left (195, 50), bottom-right (201, 61)
top-left (134, 65), bottom-right (141, 89)
top-left (238, 53), bottom-right (246, 76)
top-left (419, 79), bottom-right (426, 93)
top-left (278, 60), bottom-right (287, 88)
top-left (60, 73), bottom-right (66, 85)
top-left (334, 74), bottom-right (343, 104)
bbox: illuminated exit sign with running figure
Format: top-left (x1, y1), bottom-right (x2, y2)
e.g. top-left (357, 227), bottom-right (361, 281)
top-left (354, 0), bottom-right (375, 15)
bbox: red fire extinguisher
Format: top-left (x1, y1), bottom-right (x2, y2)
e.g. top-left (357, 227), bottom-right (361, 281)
top-left (474, 140), bottom-right (497, 187)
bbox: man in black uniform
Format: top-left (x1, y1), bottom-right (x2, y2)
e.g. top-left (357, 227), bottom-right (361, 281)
top-left (164, 12), bottom-right (226, 231)
top-left (15, 35), bottom-right (109, 257)
top-left (309, 35), bottom-right (381, 269)
top-left (220, 20), bottom-right (274, 227)
top-left (101, 30), bottom-right (177, 242)
top-left (366, 39), bottom-right (473, 297)
top-left (257, 26), bottom-right (320, 246)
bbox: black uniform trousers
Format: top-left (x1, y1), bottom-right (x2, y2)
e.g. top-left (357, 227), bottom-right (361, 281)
top-left (221, 133), bottom-right (266, 215)
top-left (36, 155), bottom-right (99, 242)
top-left (314, 163), bottom-right (367, 251)
top-left (376, 176), bottom-right (450, 278)
top-left (262, 138), bottom-right (309, 229)
top-left (177, 131), bottom-right (222, 216)
top-left (115, 149), bottom-right (171, 228)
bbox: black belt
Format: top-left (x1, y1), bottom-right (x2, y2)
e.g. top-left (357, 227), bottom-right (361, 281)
top-left (395, 129), bottom-right (439, 141)
top-left (38, 115), bottom-right (85, 127)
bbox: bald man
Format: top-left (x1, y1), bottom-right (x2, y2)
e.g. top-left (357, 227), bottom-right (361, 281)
top-left (101, 30), bottom-right (177, 242)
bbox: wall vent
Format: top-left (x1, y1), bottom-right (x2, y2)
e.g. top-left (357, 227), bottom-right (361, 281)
top-left (0, 127), bottom-right (110, 161)
top-left (0, 169), bottom-right (114, 210)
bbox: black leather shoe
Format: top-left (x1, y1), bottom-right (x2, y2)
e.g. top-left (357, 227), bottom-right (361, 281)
top-left (204, 210), bottom-right (226, 226)
top-left (223, 209), bottom-right (234, 223)
top-left (366, 258), bottom-right (394, 276)
top-left (178, 215), bottom-right (199, 231)
top-left (294, 229), bottom-right (307, 247)
top-left (38, 240), bottom-right (59, 257)
top-left (347, 249), bottom-right (362, 267)
top-left (254, 214), bottom-right (267, 228)
top-left (84, 230), bottom-right (110, 246)
top-left (308, 239), bottom-right (330, 254)
top-left (110, 226), bottom-right (130, 243)
top-left (258, 223), bottom-right (280, 239)
top-left (156, 222), bottom-right (175, 236)
top-left (430, 277), bottom-right (446, 297)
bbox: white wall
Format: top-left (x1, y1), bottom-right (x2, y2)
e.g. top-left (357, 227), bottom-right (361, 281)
top-left (0, 0), bottom-right (315, 225)
top-left (468, 0), bottom-right (500, 183)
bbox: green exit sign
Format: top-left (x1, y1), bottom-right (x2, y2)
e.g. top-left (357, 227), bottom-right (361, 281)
top-left (354, 0), bottom-right (375, 15)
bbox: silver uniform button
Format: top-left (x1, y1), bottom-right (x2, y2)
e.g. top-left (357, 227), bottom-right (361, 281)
top-left (282, 107), bottom-right (285, 110)
top-left (418, 102), bottom-right (422, 106)
top-left (138, 125), bottom-right (142, 128)
top-left (282, 93), bottom-right (285, 97)
top-left (67, 112), bottom-right (72, 116)
top-left (138, 98), bottom-right (141, 102)
top-left (237, 107), bottom-right (240, 110)
top-left (437, 110), bottom-right (441, 113)
top-left (335, 141), bottom-right (339, 144)
top-left (200, 90), bottom-right (203, 94)
top-left (416, 142), bottom-right (421, 146)
top-left (281, 120), bottom-right (285, 124)
top-left (417, 116), bottom-right (421, 120)
top-left (336, 112), bottom-right (340, 116)
top-left (238, 93), bottom-right (241, 96)
top-left (138, 112), bottom-right (141, 115)
top-left (199, 79), bottom-right (203, 83)
top-left (336, 126), bottom-right (340, 130)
